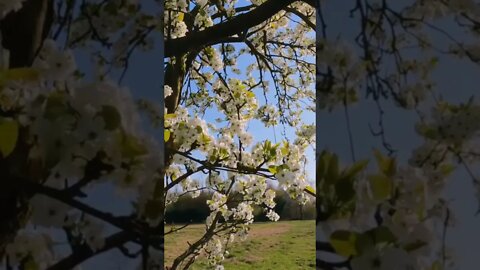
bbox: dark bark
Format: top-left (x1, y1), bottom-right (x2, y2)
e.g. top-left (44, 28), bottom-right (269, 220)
top-left (0, 0), bottom-right (54, 68)
top-left (164, 0), bottom-right (299, 58)
top-left (0, 0), bottom-right (54, 261)
top-left (47, 231), bottom-right (133, 270)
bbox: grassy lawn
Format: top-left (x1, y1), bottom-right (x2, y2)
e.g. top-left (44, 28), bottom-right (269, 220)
top-left (164, 220), bottom-right (315, 269)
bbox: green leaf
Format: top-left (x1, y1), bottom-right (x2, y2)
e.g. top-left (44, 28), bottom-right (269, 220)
top-left (0, 117), bottom-right (18, 158)
top-left (99, 105), bottom-right (121, 130)
top-left (373, 148), bottom-right (396, 176)
top-left (0, 68), bottom-right (40, 87)
top-left (269, 145), bottom-right (277, 158)
top-left (264, 140), bottom-right (271, 150)
top-left (368, 174), bottom-right (393, 200)
top-left (423, 127), bottom-right (438, 140)
top-left (281, 140), bottom-right (289, 155)
top-left (343, 159), bottom-right (369, 180)
top-left (383, 158), bottom-right (396, 177)
top-left (43, 92), bottom-right (69, 120)
top-left (429, 261), bottom-right (442, 270)
top-left (23, 257), bottom-right (39, 270)
top-left (329, 230), bottom-right (358, 257)
top-left (403, 240), bottom-right (427, 252)
top-left (326, 153), bottom-right (339, 184)
top-left (178, 12), bottom-right (184, 21)
top-left (119, 131), bottom-right (147, 159)
top-left (164, 130), bottom-right (171, 142)
top-left (276, 164), bottom-right (289, 172)
top-left (199, 133), bottom-right (211, 145)
top-left (439, 163), bottom-right (455, 176)
top-left (268, 165), bottom-right (277, 174)
top-left (373, 148), bottom-right (385, 164)
top-left (204, 47), bottom-right (214, 58)
top-left (305, 185), bottom-right (315, 196)
top-left (165, 113), bottom-right (176, 120)
top-left (369, 226), bottom-right (397, 244)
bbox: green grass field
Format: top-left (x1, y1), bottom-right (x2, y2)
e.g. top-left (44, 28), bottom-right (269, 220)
top-left (165, 220), bottom-right (315, 269)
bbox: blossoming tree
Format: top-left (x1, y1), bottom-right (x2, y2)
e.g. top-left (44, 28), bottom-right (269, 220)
top-left (316, 0), bottom-right (480, 269)
top-left (163, 0), bottom-right (315, 269)
top-left (0, 0), bottom-right (315, 269)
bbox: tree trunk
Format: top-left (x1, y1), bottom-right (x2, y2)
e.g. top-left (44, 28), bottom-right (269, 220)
top-left (0, 0), bottom-right (53, 68)
top-left (0, 0), bottom-right (53, 260)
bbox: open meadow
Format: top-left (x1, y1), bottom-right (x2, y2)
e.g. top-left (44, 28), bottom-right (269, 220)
top-left (164, 220), bottom-right (316, 269)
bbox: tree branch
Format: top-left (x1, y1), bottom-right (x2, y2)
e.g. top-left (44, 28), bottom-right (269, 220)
top-left (165, 0), bottom-right (297, 57)
top-left (47, 231), bottom-right (133, 270)
top-left (0, 0), bottom-right (54, 67)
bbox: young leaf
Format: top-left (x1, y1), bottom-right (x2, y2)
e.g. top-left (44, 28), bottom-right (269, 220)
top-left (370, 226), bottom-right (397, 244)
top-left (165, 113), bottom-right (177, 119)
top-left (23, 258), bottom-right (39, 270)
top-left (0, 67), bottom-right (40, 87)
top-left (373, 147), bottom-right (385, 162)
top-left (178, 12), bottom-right (185, 21)
top-left (164, 130), bottom-right (171, 142)
top-left (305, 185), bottom-right (316, 196)
top-left (43, 92), bottom-right (69, 120)
top-left (268, 165), bottom-right (277, 174)
top-left (403, 240), bottom-right (427, 252)
top-left (99, 105), bottom-right (121, 130)
top-left (0, 117), bottom-right (18, 158)
top-left (342, 159), bottom-right (369, 180)
top-left (373, 148), bottom-right (396, 176)
top-left (439, 163), bottom-right (455, 176)
top-left (383, 158), bottom-right (396, 177)
top-left (329, 230), bottom-right (358, 257)
top-left (368, 174), bottom-right (393, 200)
top-left (246, 91), bottom-right (255, 98)
top-left (281, 141), bottom-right (289, 155)
top-left (119, 131), bottom-right (147, 159)
top-left (326, 153), bottom-right (339, 184)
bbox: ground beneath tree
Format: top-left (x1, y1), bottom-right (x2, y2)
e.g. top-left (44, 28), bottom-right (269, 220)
top-left (164, 220), bottom-right (315, 269)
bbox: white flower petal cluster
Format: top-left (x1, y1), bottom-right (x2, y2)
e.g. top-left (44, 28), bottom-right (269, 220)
top-left (5, 230), bottom-right (55, 269)
top-left (232, 202), bottom-right (254, 224)
top-left (33, 40), bottom-right (76, 81)
top-left (0, 0), bottom-right (26, 18)
top-left (204, 237), bottom-right (226, 267)
top-left (30, 195), bottom-right (70, 228)
top-left (80, 217), bottom-right (106, 251)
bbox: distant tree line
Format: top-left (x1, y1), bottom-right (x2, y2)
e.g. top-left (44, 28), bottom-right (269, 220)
top-left (165, 188), bottom-right (316, 224)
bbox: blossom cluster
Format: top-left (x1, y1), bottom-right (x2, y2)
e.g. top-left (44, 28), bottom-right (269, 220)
top-left (1, 39), bottom-right (163, 268)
